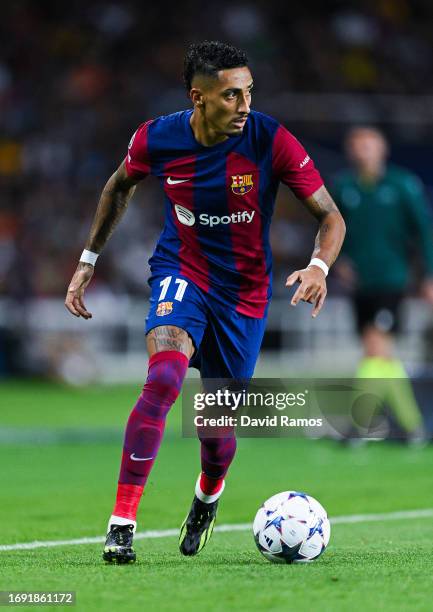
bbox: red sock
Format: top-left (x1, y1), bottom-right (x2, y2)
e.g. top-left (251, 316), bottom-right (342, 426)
top-left (199, 472), bottom-right (224, 496)
top-left (113, 483), bottom-right (144, 521)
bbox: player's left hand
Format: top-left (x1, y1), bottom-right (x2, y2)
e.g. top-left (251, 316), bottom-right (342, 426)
top-left (286, 266), bottom-right (327, 318)
top-left (65, 263), bottom-right (94, 319)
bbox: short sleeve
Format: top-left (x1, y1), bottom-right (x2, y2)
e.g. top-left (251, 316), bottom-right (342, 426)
top-left (124, 120), bottom-right (153, 180)
top-left (272, 125), bottom-right (323, 199)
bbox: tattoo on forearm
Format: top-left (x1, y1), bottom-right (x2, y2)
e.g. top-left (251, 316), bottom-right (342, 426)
top-left (320, 223), bottom-right (330, 234)
top-left (147, 326), bottom-right (192, 356)
top-left (303, 186), bottom-right (346, 267)
top-left (87, 184), bottom-right (135, 252)
top-left (312, 217), bottom-right (344, 267)
top-left (314, 222), bottom-right (330, 252)
top-left (86, 164), bottom-right (137, 253)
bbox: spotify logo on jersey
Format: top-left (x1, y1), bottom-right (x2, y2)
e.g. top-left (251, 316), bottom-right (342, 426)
top-left (175, 204), bottom-right (255, 228)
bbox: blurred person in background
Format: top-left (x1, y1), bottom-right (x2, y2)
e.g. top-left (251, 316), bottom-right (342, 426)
top-left (332, 126), bottom-right (433, 443)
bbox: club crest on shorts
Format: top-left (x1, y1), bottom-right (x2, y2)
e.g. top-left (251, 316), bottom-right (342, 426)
top-left (156, 301), bottom-right (173, 316)
top-left (231, 174), bottom-right (253, 195)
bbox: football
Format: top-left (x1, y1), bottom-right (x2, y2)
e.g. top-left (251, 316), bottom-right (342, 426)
top-left (253, 491), bottom-right (330, 563)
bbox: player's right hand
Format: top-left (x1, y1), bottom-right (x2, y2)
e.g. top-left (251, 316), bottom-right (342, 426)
top-left (286, 266), bottom-right (327, 318)
top-left (65, 263), bottom-right (94, 319)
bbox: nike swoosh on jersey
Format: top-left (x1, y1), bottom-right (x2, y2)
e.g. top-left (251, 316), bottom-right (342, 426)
top-left (130, 453), bottom-right (154, 461)
top-left (167, 177), bottom-right (190, 185)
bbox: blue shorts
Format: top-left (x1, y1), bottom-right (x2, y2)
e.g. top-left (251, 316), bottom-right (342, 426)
top-left (145, 272), bottom-right (267, 379)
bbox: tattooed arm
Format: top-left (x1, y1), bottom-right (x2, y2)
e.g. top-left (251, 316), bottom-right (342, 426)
top-left (84, 160), bottom-right (138, 254)
top-left (65, 161), bottom-right (139, 318)
top-left (286, 185), bottom-right (346, 317)
top-left (303, 185), bottom-right (345, 267)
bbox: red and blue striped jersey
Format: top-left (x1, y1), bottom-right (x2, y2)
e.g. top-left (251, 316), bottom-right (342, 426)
top-left (125, 109), bottom-right (323, 318)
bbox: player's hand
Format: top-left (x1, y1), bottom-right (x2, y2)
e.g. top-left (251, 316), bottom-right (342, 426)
top-left (65, 263), bottom-right (94, 319)
top-left (286, 266), bottom-right (327, 318)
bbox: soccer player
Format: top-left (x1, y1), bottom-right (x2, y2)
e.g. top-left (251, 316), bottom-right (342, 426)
top-left (65, 41), bottom-right (345, 563)
top-left (332, 126), bottom-right (433, 441)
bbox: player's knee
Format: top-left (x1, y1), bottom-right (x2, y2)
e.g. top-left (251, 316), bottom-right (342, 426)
top-left (143, 351), bottom-right (189, 405)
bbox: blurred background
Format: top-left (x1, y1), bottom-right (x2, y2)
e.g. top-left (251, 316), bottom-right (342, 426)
top-left (1, 0), bottom-right (433, 385)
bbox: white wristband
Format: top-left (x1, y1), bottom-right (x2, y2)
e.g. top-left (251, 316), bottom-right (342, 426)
top-left (308, 257), bottom-right (329, 277)
top-left (80, 249), bottom-right (99, 266)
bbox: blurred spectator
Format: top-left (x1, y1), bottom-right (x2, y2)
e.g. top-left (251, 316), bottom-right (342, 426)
top-left (331, 126), bottom-right (433, 442)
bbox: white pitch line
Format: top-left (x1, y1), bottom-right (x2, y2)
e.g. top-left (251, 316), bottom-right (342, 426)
top-left (331, 508), bottom-right (433, 524)
top-left (1, 508), bottom-right (433, 552)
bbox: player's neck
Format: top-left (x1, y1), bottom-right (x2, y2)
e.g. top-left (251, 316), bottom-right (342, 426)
top-left (190, 110), bottom-right (229, 147)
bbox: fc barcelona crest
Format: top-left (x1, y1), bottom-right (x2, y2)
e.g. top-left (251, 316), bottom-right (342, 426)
top-left (156, 301), bottom-right (173, 316)
top-left (231, 174), bottom-right (253, 195)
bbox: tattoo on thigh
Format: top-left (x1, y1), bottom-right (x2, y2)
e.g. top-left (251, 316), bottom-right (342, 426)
top-left (147, 326), bottom-right (192, 356)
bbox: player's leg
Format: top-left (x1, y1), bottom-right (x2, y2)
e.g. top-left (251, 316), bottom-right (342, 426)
top-left (179, 381), bottom-right (237, 555)
top-left (103, 325), bottom-right (192, 564)
top-left (104, 274), bottom-right (207, 564)
top-left (116, 325), bottom-right (193, 495)
top-left (179, 308), bottom-right (267, 556)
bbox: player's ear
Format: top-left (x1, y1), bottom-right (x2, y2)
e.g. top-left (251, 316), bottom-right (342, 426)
top-left (190, 88), bottom-right (204, 108)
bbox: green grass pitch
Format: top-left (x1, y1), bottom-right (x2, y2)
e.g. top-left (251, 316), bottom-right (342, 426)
top-left (1, 381), bottom-right (433, 611)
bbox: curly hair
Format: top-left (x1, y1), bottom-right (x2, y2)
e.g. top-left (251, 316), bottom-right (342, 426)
top-left (183, 41), bottom-right (248, 91)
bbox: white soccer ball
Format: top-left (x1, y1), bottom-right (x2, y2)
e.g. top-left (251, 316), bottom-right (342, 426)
top-left (253, 491), bottom-right (330, 563)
